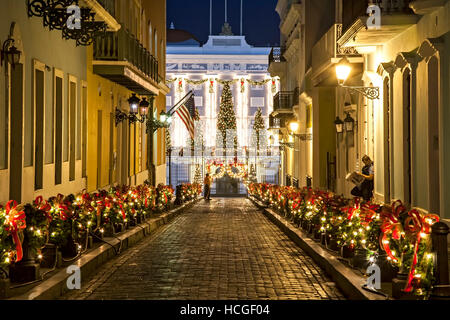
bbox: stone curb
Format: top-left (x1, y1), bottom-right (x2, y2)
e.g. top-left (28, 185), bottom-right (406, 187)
top-left (9, 198), bottom-right (200, 300)
top-left (248, 196), bottom-right (385, 300)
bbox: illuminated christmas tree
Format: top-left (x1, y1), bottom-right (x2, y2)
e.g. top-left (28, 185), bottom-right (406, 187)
top-left (252, 107), bottom-right (266, 156)
top-left (165, 129), bottom-right (172, 154)
top-left (193, 165), bottom-right (202, 184)
top-left (217, 82), bottom-right (237, 157)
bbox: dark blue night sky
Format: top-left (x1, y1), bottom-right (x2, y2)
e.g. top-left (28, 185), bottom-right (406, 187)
top-left (167, 0), bottom-right (280, 47)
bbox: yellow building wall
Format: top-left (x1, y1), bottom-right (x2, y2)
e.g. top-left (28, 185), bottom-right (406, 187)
top-left (86, 45), bottom-right (145, 192)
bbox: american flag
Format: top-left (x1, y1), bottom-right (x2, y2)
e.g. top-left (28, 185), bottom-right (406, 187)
top-left (175, 94), bottom-right (196, 139)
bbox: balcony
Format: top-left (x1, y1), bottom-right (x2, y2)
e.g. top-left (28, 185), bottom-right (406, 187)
top-left (409, 0), bottom-right (448, 15)
top-left (280, 2), bottom-right (302, 37)
top-left (82, 0), bottom-right (120, 31)
top-left (271, 89), bottom-right (298, 118)
top-left (93, 28), bottom-right (159, 95)
top-left (276, 0), bottom-right (302, 25)
top-left (311, 24), bottom-right (362, 87)
top-left (338, 0), bottom-right (419, 48)
top-left (268, 47), bottom-right (287, 78)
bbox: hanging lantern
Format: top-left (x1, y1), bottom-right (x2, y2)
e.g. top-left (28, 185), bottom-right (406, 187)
top-left (128, 93), bottom-right (140, 114)
top-left (336, 57), bottom-right (351, 85)
top-left (344, 112), bottom-right (355, 132)
top-left (334, 116), bottom-right (344, 134)
top-left (139, 97), bottom-right (150, 116)
top-left (1, 38), bottom-right (21, 68)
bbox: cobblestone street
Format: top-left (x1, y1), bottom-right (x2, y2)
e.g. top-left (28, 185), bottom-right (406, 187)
top-left (63, 198), bottom-right (345, 300)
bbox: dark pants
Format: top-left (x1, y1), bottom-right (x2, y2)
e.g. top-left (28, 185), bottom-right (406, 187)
top-left (351, 185), bottom-right (373, 202)
top-left (204, 184), bottom-right (211, 199)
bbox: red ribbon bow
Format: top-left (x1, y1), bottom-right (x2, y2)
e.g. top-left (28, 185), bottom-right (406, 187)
top-left (4, 200), bottom-right (26, 262)
top-left (403, 209), bottom-right (439, 293)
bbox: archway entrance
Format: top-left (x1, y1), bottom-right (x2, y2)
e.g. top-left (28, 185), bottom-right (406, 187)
top-left (207, 161), bottom-right (248, 197)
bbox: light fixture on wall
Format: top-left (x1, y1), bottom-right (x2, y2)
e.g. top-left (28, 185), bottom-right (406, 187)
top-left (1, 37), bottom-right (21, 68)
top-left (288, 121), bottom-right (299, 134)
top-left (334, 116), bottom-right (344, 134)
top-left (335, 57), bottom-right (380, 100)
top-left (288, 120), bottom-right (312, 141)
top-left (344, 112), bottom-right (355, 132)
top-left (115, 93), bottom-right (150, 125)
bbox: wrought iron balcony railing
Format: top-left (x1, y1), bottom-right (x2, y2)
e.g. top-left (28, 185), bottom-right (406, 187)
top-left (273, 91), bottom-right (294, 112)
top-left (94, 28), bottom-right (159, 82)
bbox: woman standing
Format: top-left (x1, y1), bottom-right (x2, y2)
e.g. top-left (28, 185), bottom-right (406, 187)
top-left (350, 155), bottom-right (374, 201)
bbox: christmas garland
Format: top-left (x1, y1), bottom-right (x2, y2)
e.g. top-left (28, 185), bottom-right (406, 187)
top-left (166, 77), bottom-right (278, 94)
top-left (185, 78), bottom-right (208, 85)
top-left (215, 78), bottom-right (239, 85)
top-left (0, 182), bottom-right (201, 274)
top-left (246, 79), bottom-right (270, 86)
top-left (165, 78), bottom-right (177, 85)
top-left (246, 182), bottom-right (441, 298)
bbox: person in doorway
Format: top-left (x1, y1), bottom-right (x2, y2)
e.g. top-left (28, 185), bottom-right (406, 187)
top-left (350, 155), bottom-right (374, 201)
top-left (204, 173), bottom-right (212, 200)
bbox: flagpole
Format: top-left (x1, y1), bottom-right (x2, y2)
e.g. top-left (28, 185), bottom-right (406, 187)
top-left (225, 0), bottom-right (227, 23)
top-left (167, 90), bottom-right (194, 115)
top-left (210, 0), bottom-right (212, 35)
top-left (240, 0), bottom-right (243, 35)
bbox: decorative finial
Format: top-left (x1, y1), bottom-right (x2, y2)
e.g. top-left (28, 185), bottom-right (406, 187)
top-left (220, 22), bottom-right (233, 36)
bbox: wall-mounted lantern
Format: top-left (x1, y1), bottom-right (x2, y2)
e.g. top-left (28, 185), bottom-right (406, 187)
top-left (335, 57), bottom-right (380, 100)
top-left (344, 112), bottom-right (355, 132)
top-left (334, 116), bottom-right (344, 134)
top-left (1, 37), bottom-right (21, 68)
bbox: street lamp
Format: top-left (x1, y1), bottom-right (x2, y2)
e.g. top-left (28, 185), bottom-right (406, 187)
top-left (344, 112), bottom-right (355, 132)
top-left (289, 121), bottom-right (299, 134)
top-left (336, 57), bottom-right (352, 86)
top-left (128, 93), bottom-right (140, 114)
top-left (1, 37), bottom-right (21, 68)
top-left (139, 97), bottom-right (150, 116)
top-left (334, 116), bottom-right (344, 134)
top-left (335, 57), bottom-right (380, 100)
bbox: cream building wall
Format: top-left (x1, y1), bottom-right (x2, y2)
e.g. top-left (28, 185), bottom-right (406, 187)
top-left (350, 1), bottom-right (450, 218)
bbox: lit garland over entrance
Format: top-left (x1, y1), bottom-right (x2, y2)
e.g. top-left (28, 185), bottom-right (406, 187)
top-left (206, 160), bottom-right (248, 179)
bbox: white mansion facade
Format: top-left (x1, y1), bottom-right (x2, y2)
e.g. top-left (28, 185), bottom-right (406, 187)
top-left (166, 33), bottom-right (278, 149)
